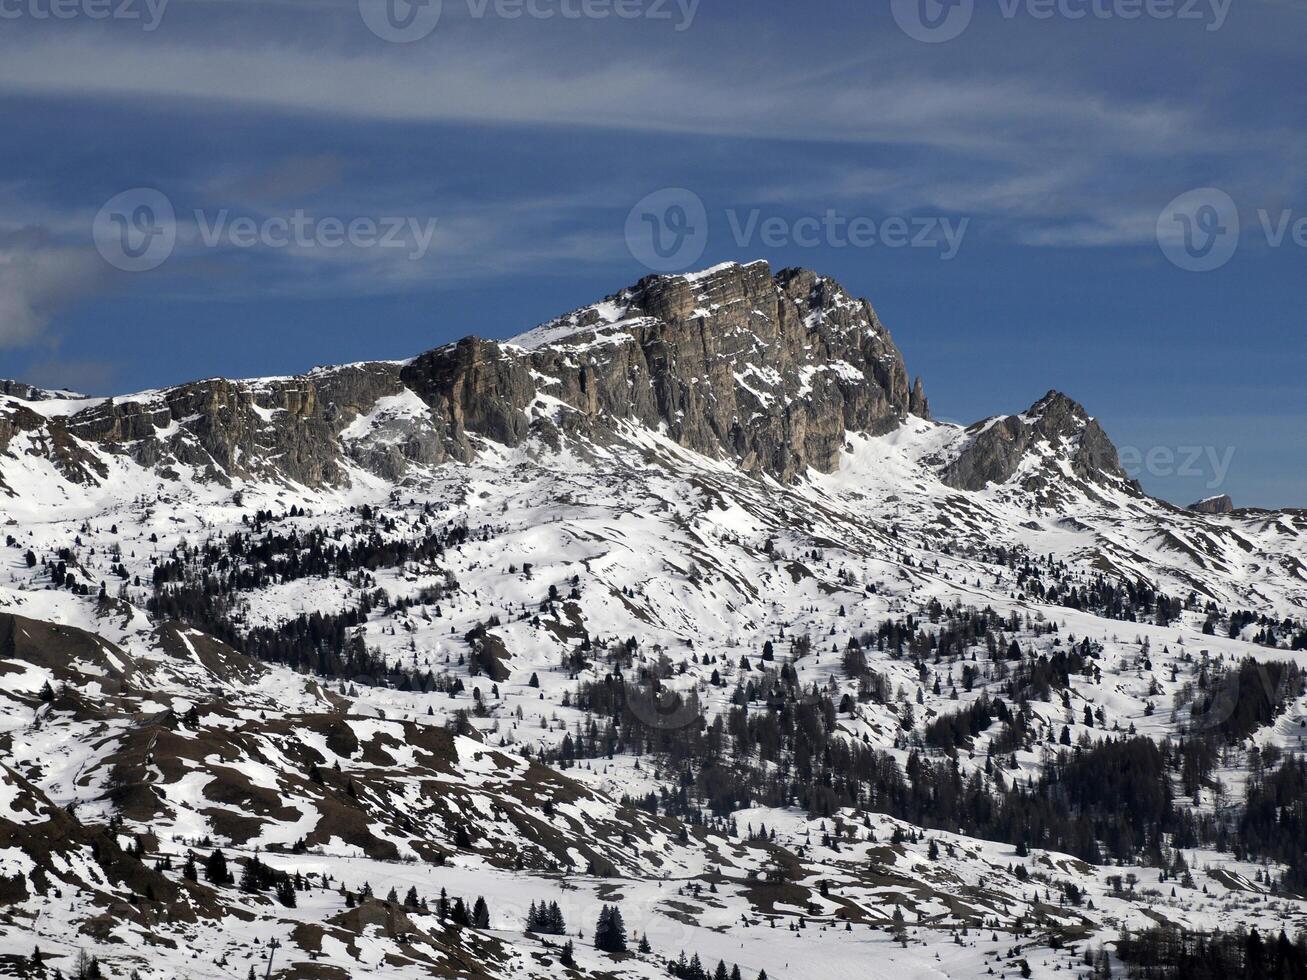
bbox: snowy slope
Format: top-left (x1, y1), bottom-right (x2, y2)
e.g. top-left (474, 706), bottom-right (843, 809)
top-left (2, 263), bottom-right (1306, 980)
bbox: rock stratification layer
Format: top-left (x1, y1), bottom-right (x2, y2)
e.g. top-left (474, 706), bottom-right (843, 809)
top-left (406, 262), bottom-right (923, 481)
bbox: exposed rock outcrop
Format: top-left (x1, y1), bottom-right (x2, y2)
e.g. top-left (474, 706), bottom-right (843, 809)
top-left (409, 262), bottom-right (923, 481)
top-left (1189, 495), bottom-right (1235, 515)
top-left (941, 390), bottom-right (1132, 493)
top-left (0, 380), bottom-right (84, 401)
top-left (61, 362), bottom-right (416, 487)
top-left (2, 262), bottom-right (927, 488)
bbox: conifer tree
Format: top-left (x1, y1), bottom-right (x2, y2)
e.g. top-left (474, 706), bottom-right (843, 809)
top-left (594, 904), bottom-right (627, 953)
top-left (205, 848), bottom-right (232, 886)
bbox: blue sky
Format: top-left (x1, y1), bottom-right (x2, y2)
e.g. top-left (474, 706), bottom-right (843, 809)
top-left (0, 0), bottom-right (1304, 507)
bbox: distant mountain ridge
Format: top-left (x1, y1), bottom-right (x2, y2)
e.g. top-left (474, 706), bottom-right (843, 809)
top-left (1, 261), bottom-right (1145, 499)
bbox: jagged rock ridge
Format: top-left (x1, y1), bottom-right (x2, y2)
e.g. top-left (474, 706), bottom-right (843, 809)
top-left (0, 262), bottom-right (930, 488)
top-left (941, 390), bottom-right (1134, 495)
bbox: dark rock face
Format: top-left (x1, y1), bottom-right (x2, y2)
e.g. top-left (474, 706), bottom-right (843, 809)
top-left (910, 377), bottom-right (930, 418)
top-left (4, 262), bottom-right (926, 489)
top-left (58, 362), bottom-right (416, 487)
top-left (0, 380), bottom-right (91, 401)
top-left (412, 262), bottom-right (922, 481)
top-left (941, 390), bottom-right (1131, 493)
top-left (1189, 495), bottom-right (1235, 515)
top-left (401, 339), bottom-right (531, 459)
top-left (0, 380), bottom-right (65, 401)
top-left (0, 399), bottom-right (108, 486)
top-left (0, 400), bottom-right (40, 455)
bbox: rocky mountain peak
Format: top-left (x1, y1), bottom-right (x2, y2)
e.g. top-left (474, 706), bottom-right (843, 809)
top-left (3, 261), bottom-right (928, 493)
top-left (1027, 389), bottom-right (1090, 420)
top-left (1, 265), bottom-right (1169, 512)
top-left (1189, 494), bottom-right (1235, 515)
top-left (450, 260), bottom-right (925, 480)
top-left (941, 389), bottom-right (1132, 494)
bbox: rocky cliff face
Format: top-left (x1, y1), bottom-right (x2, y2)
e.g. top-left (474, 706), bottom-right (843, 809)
top-left (405, 262), bottom-right (924, 481)
top-left (1189, 495), bottom-right (1235, 515)
top-left (60, 362), bottom-right (415, 487)
top-left (0, 380), bottom-right (81, 402)
top-left (1, 262), bottom-right (928, 490)
top-left (941, 390), bottom-right (1133, 494)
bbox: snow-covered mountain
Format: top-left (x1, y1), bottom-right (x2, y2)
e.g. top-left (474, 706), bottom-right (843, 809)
top-left (2, 262), bottom-right (1306, 980)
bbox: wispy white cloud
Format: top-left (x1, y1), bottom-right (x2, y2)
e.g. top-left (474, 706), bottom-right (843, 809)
top-left (0, 6), bottom-right (1302, 311)
top-left (0, 230), bottom-right (108, 348)
top-left (0, 33), bottom-right (1211, 159)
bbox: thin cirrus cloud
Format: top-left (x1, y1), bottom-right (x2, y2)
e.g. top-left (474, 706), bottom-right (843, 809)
top-left (0, 32), bottom-right (1211, 157)
top-left (0, 22), bottom-right (1289, 196)
top-left (0, 31), bottom-right (1265, 257)
top-left (0, 8), bottom-right (1300, 353)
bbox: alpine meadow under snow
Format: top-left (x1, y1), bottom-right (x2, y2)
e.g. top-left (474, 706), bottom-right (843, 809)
top-left (2, 262), bottom-right (1306, 980)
